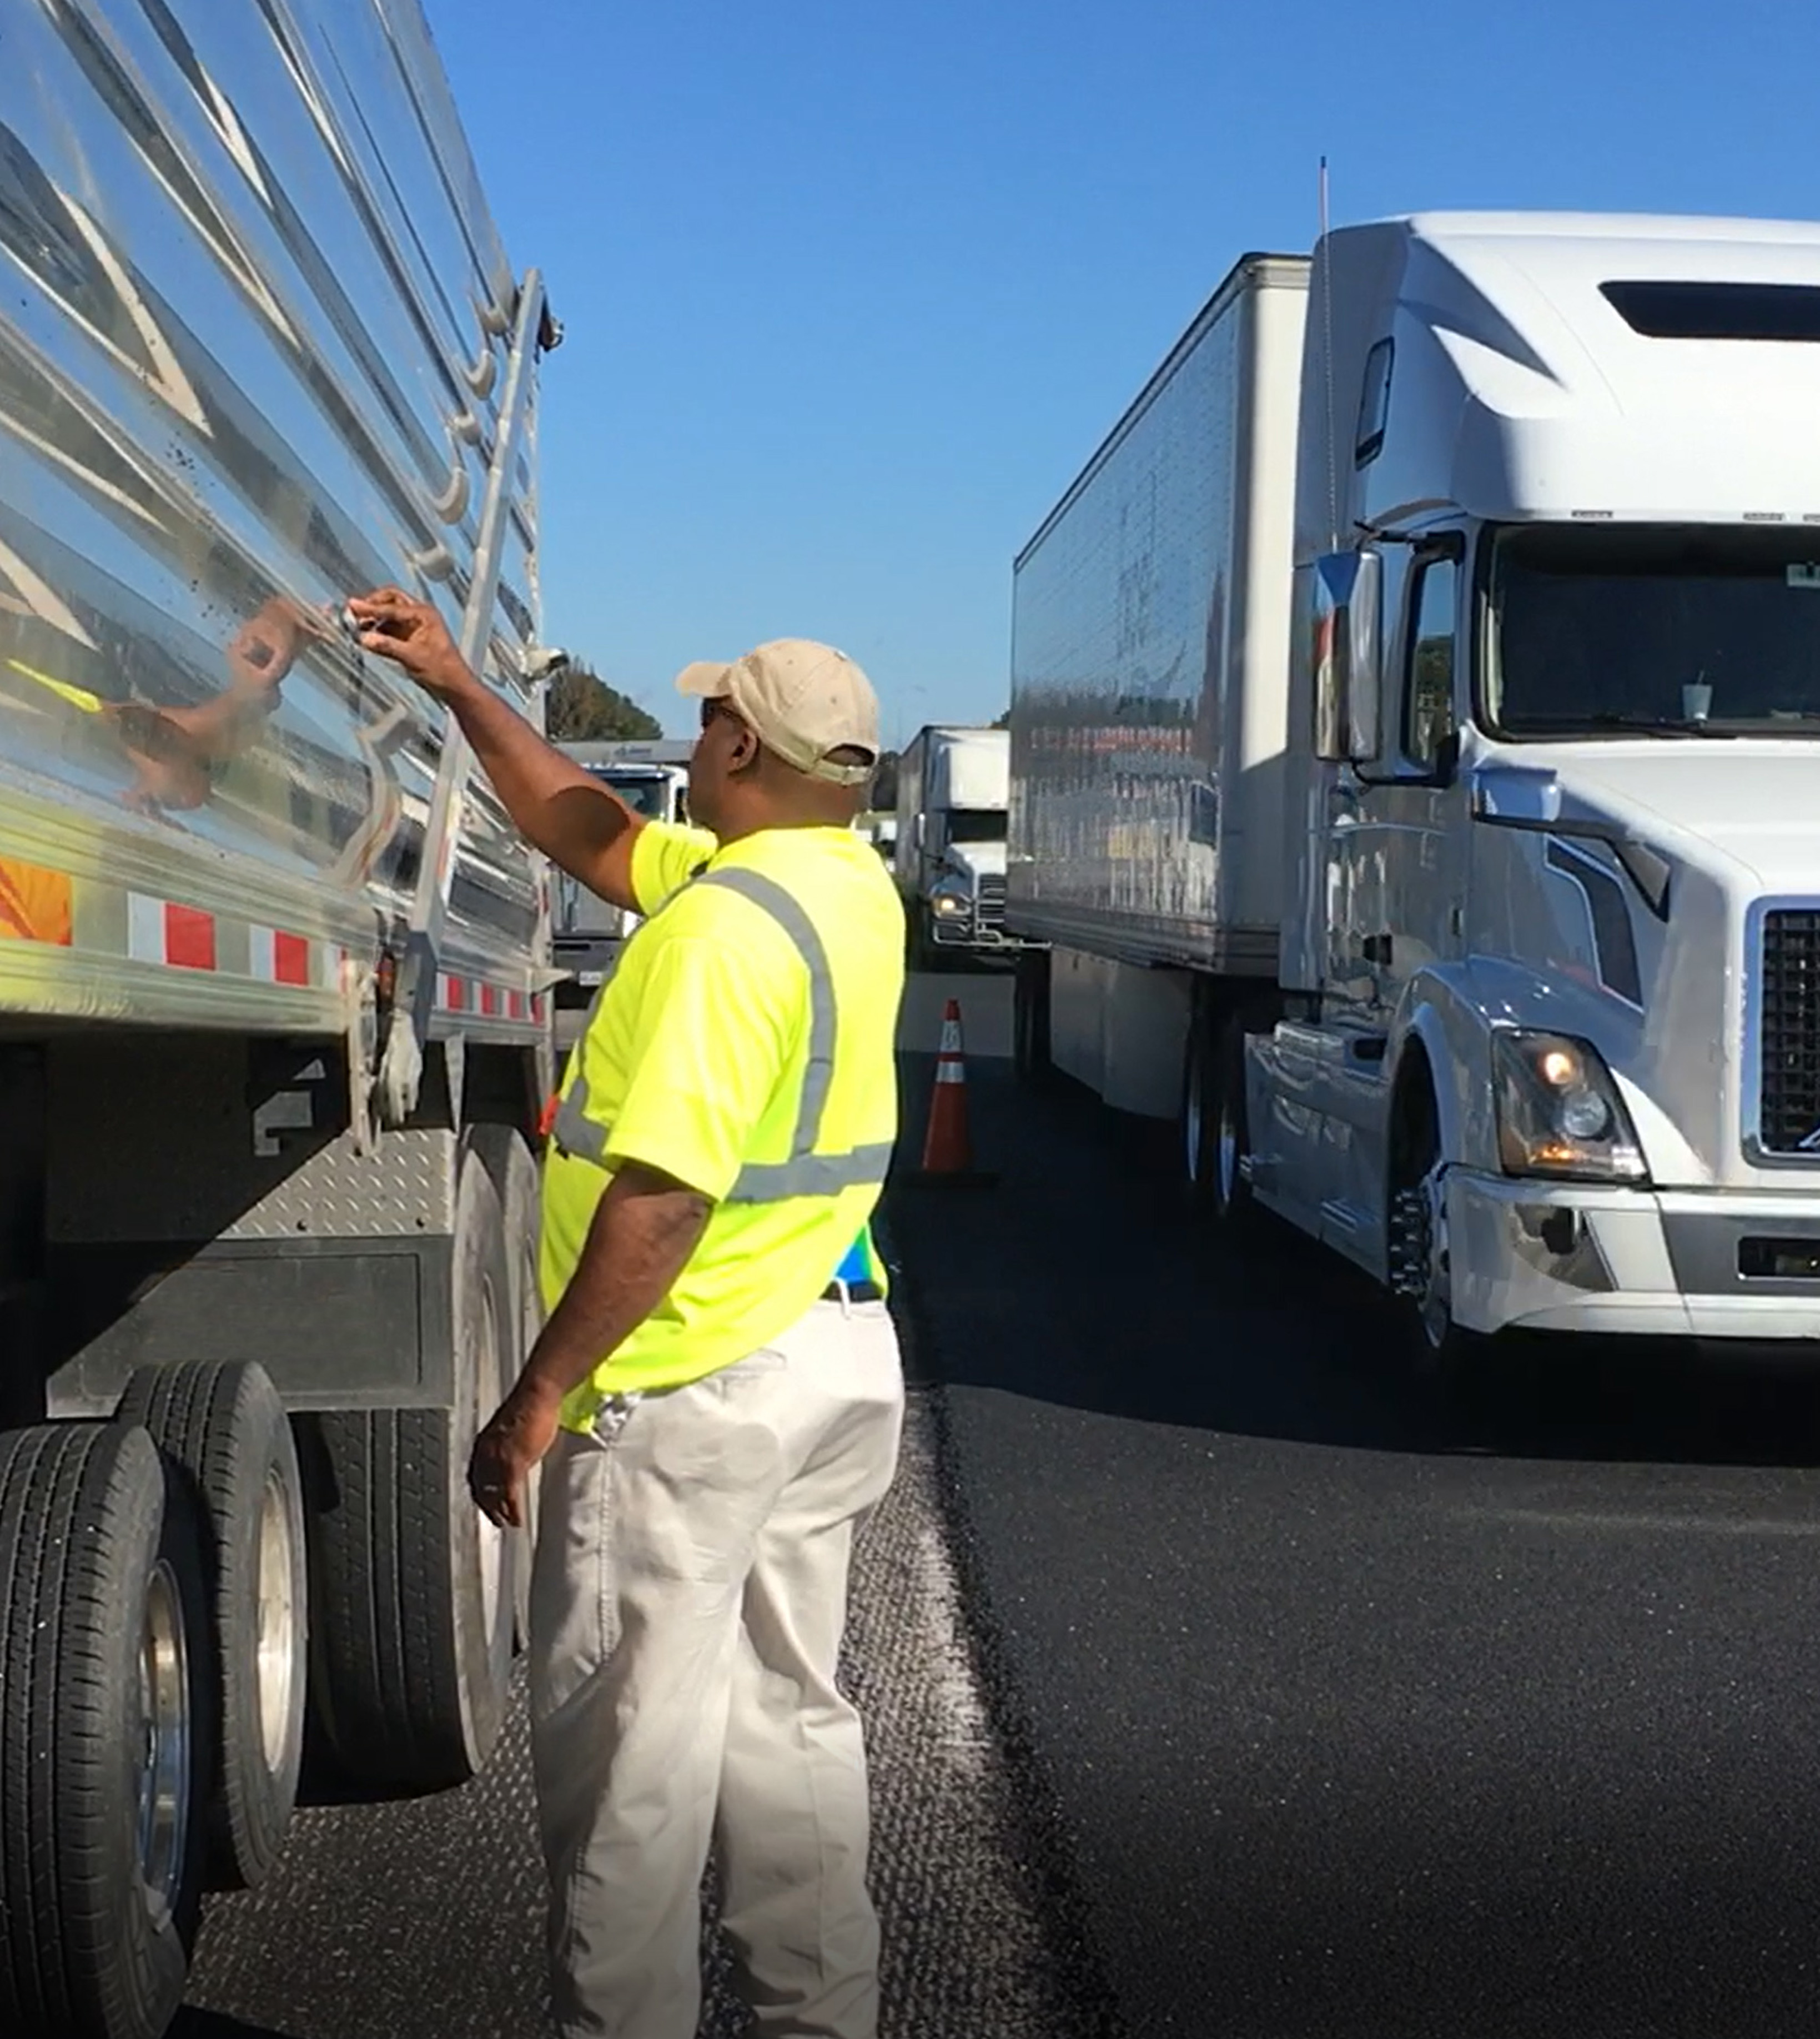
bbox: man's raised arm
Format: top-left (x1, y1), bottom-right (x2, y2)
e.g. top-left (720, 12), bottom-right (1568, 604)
top-left (348, 587), bottom-right (647, 913)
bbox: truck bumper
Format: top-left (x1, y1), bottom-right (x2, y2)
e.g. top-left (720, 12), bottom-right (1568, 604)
top-left (1448, 1173), bottom-right (1820, 1342)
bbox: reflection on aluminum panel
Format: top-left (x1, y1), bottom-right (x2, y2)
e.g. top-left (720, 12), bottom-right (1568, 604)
top-left (0, 0), bottom-right (544, 968)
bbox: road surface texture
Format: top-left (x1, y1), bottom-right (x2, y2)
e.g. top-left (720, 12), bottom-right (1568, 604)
top-left (179, 1380), bottom-right (1109, 2036)
top-left (889, 1055), bottom-right (1820, 2039)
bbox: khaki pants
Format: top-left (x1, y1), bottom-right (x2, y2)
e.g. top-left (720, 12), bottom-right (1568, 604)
top-left (529, 1296), bottom-right (906, 2039)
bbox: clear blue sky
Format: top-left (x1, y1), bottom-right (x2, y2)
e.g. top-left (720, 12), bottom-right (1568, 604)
top-left (427, 0), bottom-right (1819, 744)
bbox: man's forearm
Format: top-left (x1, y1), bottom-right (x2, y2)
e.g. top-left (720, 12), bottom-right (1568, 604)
top-left (518, 1164), bottom-right (711, 1404)
top-left (440, 667), bottom-right (640, 901)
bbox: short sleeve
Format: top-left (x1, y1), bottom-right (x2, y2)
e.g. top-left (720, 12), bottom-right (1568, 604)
top-left (630, 820), bottom-right (720, 916)
top-left (604, 930), bottom-right (797, 1201)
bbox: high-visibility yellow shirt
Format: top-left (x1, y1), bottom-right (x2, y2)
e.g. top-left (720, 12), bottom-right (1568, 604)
top-left (541, 817), bottom-right (905, 1425)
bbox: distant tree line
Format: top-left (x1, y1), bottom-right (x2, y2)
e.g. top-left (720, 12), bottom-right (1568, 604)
top-left (544, 661), bottom-right (662, 742)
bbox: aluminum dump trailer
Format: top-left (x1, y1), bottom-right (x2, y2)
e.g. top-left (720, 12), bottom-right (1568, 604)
top-left (0, 7), bottom-right (558, 2031)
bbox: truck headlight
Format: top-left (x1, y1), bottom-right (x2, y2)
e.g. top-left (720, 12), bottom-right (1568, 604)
top-left (1492, 1031), bottom-right (1648, 1183)
top-left (931, 888), bottom-right (969, 918)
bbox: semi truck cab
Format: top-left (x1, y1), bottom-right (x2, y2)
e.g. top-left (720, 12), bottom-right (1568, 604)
top-left (894, 724), bottom-right (1019, 962)
top-left (1251, 213), bottom-right (1820, 1362)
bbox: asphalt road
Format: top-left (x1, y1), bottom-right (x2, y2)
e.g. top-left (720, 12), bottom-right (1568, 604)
top-left (178, 1380), bottom-right (1101, 2039)
top-left (175, 962), bottom-right (1820, 2039)
top-left (889, 1056), bottom-right (1820, 2039)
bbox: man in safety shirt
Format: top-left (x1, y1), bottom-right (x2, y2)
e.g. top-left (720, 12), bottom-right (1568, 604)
top-left (348, 591), bottom-right (906, 2039)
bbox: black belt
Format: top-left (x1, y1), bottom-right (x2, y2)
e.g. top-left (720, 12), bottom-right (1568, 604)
top-left (822, 1280), bottom-right (884, 1303)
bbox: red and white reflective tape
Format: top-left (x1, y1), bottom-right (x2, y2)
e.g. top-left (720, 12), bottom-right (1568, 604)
top-left (124, 893), bottom-right (344, 986)
top-left (2, 853), bottom-right (545, 1023)
top-left (436, 972), bottom-right (544, 1025)
top-left (249, 925), bottom-right (317, 987)
top-left (127, 893), bottom-right (217, 971)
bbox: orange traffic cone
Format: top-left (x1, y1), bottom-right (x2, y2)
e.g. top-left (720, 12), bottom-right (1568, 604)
top-left (906, 998), bottom-right (997, 1188)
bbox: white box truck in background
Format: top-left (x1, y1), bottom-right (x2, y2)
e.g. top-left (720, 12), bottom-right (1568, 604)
top-left (1009, 215), bottom-right (1820, 1380)
top-left (0, 7), bottom-right (555, 2030)
top-left (551, 739), bottom-right (691, 1046)
top-left (894, 723), bottom-right (1020, 964)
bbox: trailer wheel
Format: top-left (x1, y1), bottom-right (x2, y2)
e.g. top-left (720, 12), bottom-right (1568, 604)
top-left (1012, 950), bottom-right (1051, 1085)
top-left (307, 1144), bottom-right (515, 1791)
top-left (0, 1421), bottom-right (209, 2039)
top-left (1182, 1011), bottom-right (1218, 1204)
top-left (116, 1360), bottom-right (307, 1891)
top-left (1210, 1018), bottom-right (1262, 1231)
top-left (471, 1123), bottom-right (543, 1650)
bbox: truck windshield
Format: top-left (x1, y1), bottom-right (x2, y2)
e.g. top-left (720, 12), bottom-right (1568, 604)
top-left (946, 809), bottom-right (1007, 842)
top-left (594, 772), bottom-right (672, 818)
top-left (1486, 525), bottom-right (1820, 737)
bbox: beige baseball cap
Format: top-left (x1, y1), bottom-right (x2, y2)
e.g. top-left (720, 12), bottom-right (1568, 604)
top-left (675, 638), bottom-right (879, 786)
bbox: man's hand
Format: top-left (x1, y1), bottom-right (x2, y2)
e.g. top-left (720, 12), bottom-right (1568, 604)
top-left (345, 584), bottom-right (648, 908)
top-left (348, 587), bottom-right (475, 700)
top-left (469, 1377), bottom-right (564, 1530)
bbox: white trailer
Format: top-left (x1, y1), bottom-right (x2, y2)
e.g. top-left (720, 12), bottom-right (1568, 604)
top-left (1010, 215), bottom-right (1820, 1378)
top-left (894, 723), bottom-right (1020, 962)
top-left (0, 8), bottom-right (556, 2032)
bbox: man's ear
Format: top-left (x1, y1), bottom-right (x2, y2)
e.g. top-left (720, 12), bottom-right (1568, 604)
top-left (726, 722), bottom-right (763, 775)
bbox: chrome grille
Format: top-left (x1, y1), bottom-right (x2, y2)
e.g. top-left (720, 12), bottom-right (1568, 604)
top-left (1757, 908), bottom-right (1820, 1156)
top-left (977, 876), bottom-right (1007, 930)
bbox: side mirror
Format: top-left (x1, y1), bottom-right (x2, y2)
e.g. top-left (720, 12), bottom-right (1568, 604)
top-left (1311, 549), bottom-right (1382, 765)
top-left (913, 813), bottom-right (926, 852)
top-left (1467, 764), bottom-right (1562, 826)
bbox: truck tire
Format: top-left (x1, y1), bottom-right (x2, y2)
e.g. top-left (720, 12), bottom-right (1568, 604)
top-left (1182, 1010), bottom-right (1219, 1204)
top-left (1386, 1084), bottom-right (1481, 1392)
top-left (0, 1421), bottom-right (209, 2039)
top-left (1012, 951), bottom-right (1051, 1085)
top-left (306, 1144), bottom-right (515, 1792)
top-left (116, 1360), bottom-right (307, 1892)
top-left (1209, 1017), bottom-right (1261, 1231)
top-left (471, 1123), bottom-right (542, 1650)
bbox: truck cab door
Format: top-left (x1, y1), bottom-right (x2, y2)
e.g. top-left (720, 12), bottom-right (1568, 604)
top-left (1320, 541), bottom-right (1465, 1255)
top-left (1370, 543), bottom-right (1466, 1017)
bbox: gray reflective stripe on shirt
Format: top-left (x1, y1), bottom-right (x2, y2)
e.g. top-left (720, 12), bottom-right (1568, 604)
top-left (551, 1073), bottom-right (609, 1164)
top-left (729, 1141), bottom-right (896, 1199)
top-left (548, 865), bottom-right (889, 1202)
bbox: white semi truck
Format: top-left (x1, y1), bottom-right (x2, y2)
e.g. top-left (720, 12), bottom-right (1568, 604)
top-left (894, 723), bottom-right (1019, 963)
top-left (0, 8), bottom-right (556, 2032)
top-left (1009, 214), bottom-right (1820, 1377)
top-left (550, 739), bottom-right (691, 1047)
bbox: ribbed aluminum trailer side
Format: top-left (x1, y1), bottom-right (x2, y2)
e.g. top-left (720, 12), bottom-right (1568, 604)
top-left (0, 7), bottom-right (557, 2031)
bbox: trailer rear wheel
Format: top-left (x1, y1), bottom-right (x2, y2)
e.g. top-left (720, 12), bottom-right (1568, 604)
top-left (1209, 1018), bottom-right (1260, 1230)
top-left (306, 1144), bottom-right (515, 1791)
top-left (0, 1421), bottom-right (209, 2039)
top-left (1012, 950), bottom-right (1051, 1084)
top-left (1183, 1012), bottom-right (1218, 1203)
top-left (116, 1359), bottom-right (307, 1891)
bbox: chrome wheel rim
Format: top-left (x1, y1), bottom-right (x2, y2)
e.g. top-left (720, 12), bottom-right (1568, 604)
top-left (475, 1282), bottom-right (504, 1642)
top-left (137, 1558), bottom-right (190, 1925)
top-left (255, 1468), bottom-right (298, 1772)
top-left (1184, 1051), bottom-right (1206, 1188)
top-left (1391, 1164), bottom-right (1453, 1350)
top-left (1217, 1091), bottom-right (1240, 1209)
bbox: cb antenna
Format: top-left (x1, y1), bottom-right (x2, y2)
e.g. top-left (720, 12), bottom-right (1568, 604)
top-left (1320, 155), bottom-right (1339, 554)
